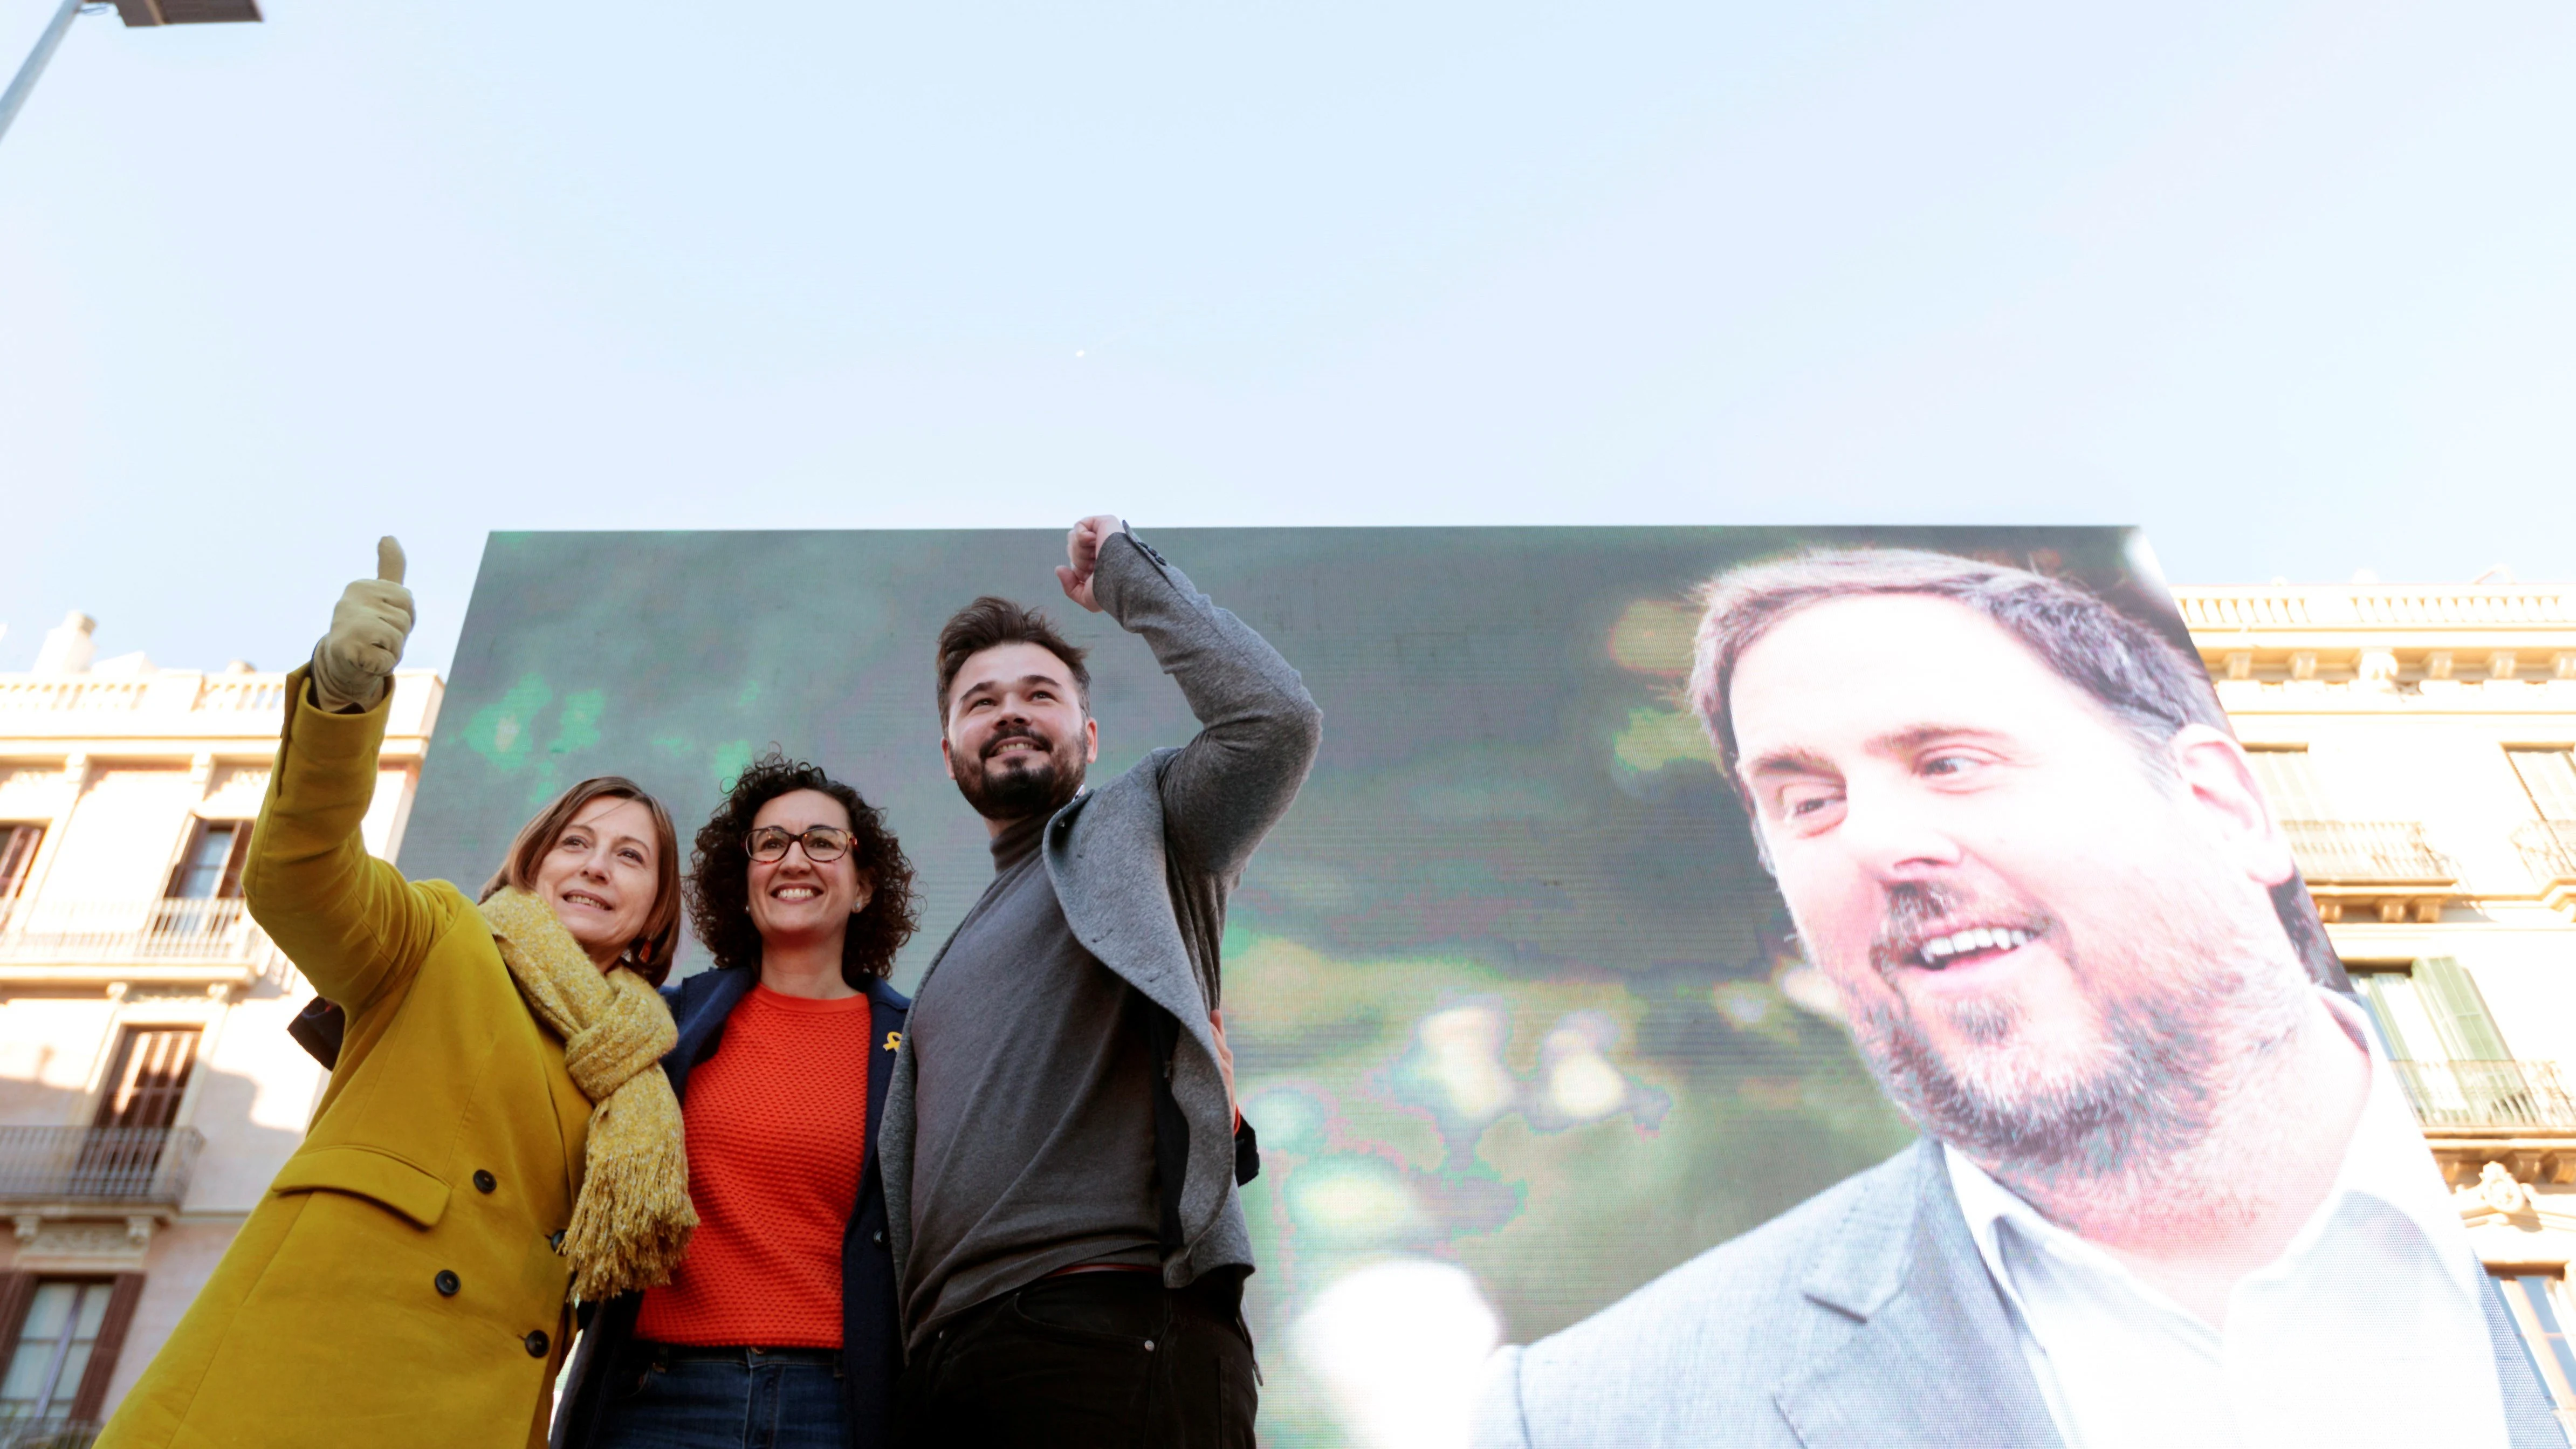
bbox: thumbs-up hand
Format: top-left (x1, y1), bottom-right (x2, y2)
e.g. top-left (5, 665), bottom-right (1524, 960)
top-left (308, 537), bottom-right (416, 713)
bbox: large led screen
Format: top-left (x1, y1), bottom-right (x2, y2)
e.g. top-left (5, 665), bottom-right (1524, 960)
top-left (397, 527), bottom-right (2545, 1448)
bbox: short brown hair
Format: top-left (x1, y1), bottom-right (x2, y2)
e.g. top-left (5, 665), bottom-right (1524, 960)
top-left (480, 777), bottom-right (685, 986)
top-left (686, 751), bottom-right (918, 986)
top-left (1684, 547), bottom-right (2350, 988)
top-left (935, 596), bottom-right (1091, 724)
top-left (1687, 547), bottom-right (2225, 785)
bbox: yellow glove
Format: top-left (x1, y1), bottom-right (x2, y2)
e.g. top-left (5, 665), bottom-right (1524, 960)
top-left (308, 537), bottom-right (415, 713)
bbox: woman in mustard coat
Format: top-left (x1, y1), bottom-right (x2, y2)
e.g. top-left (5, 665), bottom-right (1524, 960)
top-left (99, 540), bottom-right (696, 1449)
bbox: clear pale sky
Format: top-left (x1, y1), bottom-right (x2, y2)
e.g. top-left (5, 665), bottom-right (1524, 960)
top-left (4, 2), bottom-right (2572, 677)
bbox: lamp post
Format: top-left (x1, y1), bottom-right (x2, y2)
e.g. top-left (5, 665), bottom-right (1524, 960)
top-left (0, 0), bottom-right (258, 149)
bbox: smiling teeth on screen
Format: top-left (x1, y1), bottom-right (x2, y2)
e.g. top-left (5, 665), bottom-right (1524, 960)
top-left (1917, 927), bottom-right (2034, 967)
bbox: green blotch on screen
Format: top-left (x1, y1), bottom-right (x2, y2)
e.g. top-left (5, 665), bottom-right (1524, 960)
top-left (463, 674), bottom-right (553, 774)
top-left (710, 739), bottom-right (756, 792)
top-left (547, 689), bottom-right (608, 759)
top-left (1612, 705), bottom-right (1719, 775)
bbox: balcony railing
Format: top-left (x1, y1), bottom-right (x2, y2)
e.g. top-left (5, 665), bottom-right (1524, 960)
top-left (0, 1126), bottom-right (204, 1207)
top-left (0, 897), bottom-right (270, 964)
top-left (2172, 583), bottom-right (2576, 631)
top-left (2280, 820), bottom-right (2458, 885)
top-left (0, 673), bottom-right (284, 716)
top-left (2515, 820), bottom-right (2576, 882)
top-left (0, 1418), bottom-right (100, 1449)
top-left (2391, 1059), bottom-right (2576, 1135)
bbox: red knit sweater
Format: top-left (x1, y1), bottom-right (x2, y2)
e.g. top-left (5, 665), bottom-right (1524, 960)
top-left (636, 983), bottom-right (873, 1347)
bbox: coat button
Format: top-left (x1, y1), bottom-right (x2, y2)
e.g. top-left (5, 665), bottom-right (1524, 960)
top-left (434, 1271), bottom-right (460, 1296)
top-left (524, 1330), bottom-right (551, 1357)
top-left (871, 1228), bottom-right (885, 1246)
top-left (473, 1170), bottom-right (497, 1193)
top-left (548, 1230), bottom-right (566, 1253)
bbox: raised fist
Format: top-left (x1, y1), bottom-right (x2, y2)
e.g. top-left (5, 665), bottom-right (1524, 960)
top-left (309, 537), bottom-right (415, 712)
top-left (1054, 514), bottom-right (1123, 614)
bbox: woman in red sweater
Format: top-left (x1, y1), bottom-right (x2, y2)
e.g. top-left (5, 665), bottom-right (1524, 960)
top-left (555, 752), bottom-right (919, 1449)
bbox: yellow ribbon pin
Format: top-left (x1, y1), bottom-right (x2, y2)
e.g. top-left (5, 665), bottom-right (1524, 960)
top-left (883, 1030), bottom-right (903, 1052)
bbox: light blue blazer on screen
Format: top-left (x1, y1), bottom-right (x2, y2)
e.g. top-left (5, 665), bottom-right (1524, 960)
top-left (1470, 1139), bottom-right (2569, 1449)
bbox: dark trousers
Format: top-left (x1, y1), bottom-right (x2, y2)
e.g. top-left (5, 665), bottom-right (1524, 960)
top-left (892, 1271), bottom-right (1256, 1449)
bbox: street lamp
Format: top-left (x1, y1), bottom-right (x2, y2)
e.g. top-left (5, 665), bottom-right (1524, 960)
top-left (0, 0), bottom-right (258, 149)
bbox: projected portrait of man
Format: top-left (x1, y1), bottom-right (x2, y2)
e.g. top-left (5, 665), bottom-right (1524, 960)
top-left (1474, 548), bottom-right (2566, 1449)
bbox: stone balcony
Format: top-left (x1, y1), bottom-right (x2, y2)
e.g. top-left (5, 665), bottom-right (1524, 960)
top-left (0, 897), bottom-right (289, 990)
top-left (2279, 820), bottom-right (2461, 922)
top-left (2394, 1059), bottom-right (2576, 1193)
top-left (0, 668), bottom-right (441, 744)
top-left (2175, 581), bottom-right (2576, 642)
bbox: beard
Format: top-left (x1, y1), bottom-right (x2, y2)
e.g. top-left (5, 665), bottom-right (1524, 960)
top-left (1834, 872), bottom-right (2295, 1184)
top-left (952, 723), bottom-right (1088, 822)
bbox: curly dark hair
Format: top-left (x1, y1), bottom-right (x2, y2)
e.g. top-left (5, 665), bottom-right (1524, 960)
top-left (687, 751), bottom-right (919, 985)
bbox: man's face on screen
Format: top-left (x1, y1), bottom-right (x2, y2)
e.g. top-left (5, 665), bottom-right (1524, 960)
top-left (1728, 594), bottom-right (2302, 1175)
top-left (942, 642), bottom-right (1099, 823)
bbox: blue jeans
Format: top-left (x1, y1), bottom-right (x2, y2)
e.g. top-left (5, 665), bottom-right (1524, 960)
top-left (591, 1345), bottom-right (851, 1449)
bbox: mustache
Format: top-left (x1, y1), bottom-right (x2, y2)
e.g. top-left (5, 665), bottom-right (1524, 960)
top-left (981, 723), bottom-right (1054, 761)
top-left (1866, 880), bottom-right (2054, 977)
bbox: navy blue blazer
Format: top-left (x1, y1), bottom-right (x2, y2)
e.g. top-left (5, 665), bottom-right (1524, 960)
top-left (551, 967), bottom-right (911, 1449)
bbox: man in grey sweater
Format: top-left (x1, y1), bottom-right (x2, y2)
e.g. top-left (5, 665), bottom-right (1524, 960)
top-left (883, 516), bottom-right (1322, 1448)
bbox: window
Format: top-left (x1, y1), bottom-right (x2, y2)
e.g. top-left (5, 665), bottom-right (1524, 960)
top-left (0, 1276), bottom-right (141, 1428)
top-left (2356, 959), bottom-right (2532, 1128)
top-left (75, 1029), bottom-right (198, 1200)
top-left (0, 825), bottom-right (40, 900)
top-left (2494, 1272), bottom-right (2576, 1416)
top-left (165, 820), bottom-right (248, 901)
top-left (2245, 748), bottom-right (2330, 821)
top-left (92, 1028), bottom-right (199, 1133)
top-left (2351, 958), bottom-right (2508, 1063)
top-left (2509, 748), bottom-right (2576, 820)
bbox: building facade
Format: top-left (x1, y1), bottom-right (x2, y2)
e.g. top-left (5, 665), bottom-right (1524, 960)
top-left (2177, 579), bottom-right (2576, 1423)
top-left (0, 628), bottom-right (438, 1446)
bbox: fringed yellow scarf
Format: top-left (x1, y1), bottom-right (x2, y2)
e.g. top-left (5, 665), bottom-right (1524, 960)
top-left (479, 887), bottom-right (696, 1301)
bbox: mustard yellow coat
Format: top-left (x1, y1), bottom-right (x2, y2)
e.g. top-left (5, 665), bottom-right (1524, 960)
top-left (99, 671), bottom-right (593, 1449)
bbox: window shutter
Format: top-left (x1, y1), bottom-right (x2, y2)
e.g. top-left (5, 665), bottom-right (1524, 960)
top-left (2355, 974), bottom-right (2419, 1061)
top-left (66, 1273), bottom-right (142, 1423)
top-left (216, 825), bottom-right (251, 899)
top-left (91, 1029), bottom-right (201, 1132)
top-left (0, 1272), bottom-right (33, 1358)
top-left (2510, 749), bottom-right (2576, 820)
top-left (2247, 750), bottom-right (2330, 821)
top-left (0, 826), bottom-right (40, 898)
top-left (2414, 956), bottom-right (2511, 1062)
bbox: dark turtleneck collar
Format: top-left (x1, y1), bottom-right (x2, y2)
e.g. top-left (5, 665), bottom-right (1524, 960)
top-left (988, 810), bottom-right (1048, 873)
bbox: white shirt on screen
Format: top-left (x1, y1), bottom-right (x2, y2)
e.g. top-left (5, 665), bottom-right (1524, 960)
top-left (1942, 993), bottom-right (2508, 1449)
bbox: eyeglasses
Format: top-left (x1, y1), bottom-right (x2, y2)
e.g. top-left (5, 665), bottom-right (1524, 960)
top-left (744, 825), bottom-right (853, 863)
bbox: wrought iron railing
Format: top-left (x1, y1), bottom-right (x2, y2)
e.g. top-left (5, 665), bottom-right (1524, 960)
top-left (2514, 820), bottom-right (2576, 883)
top-left (2390, 1059), bottom-right (2576, 1134)
top-left (0, 897), bottom-right (270, 964)
top-left (0, 1418), bottom-right (100, 1449)
top-left (0, 1126), bottom-right (203, 1207)
top-left (2280, 820), bottom-right (2458, 885)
